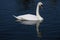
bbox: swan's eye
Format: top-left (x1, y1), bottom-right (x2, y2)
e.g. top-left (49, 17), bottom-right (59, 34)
top-left (41, 5), bottom-right (43, 7)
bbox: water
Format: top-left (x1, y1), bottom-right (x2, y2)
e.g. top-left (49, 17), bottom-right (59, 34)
top-left (0, 0), bottom-right (60, 40)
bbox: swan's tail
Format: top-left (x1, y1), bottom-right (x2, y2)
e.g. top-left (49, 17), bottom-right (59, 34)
top-left (13, 15), bottom-right (17, 18)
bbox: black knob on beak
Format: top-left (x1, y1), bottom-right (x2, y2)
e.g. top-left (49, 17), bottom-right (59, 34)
top-left (39, 5), bottom-right (43, 9)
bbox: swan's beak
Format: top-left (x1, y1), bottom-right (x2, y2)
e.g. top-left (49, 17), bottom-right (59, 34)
top-left (40, 5), bottom-right (43, 9)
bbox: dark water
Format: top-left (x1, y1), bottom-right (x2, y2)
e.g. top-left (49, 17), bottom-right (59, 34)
top-left (0, 0), bottom-right (60, 40)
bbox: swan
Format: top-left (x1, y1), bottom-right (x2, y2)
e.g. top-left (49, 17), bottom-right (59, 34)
top-left (13, 2), bottom-right (44, 21)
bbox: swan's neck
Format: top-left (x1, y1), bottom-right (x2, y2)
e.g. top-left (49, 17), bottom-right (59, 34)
top-left (36, 4), bottom-right (43, 20)
top-left (36, 4), bottom-right (40, 16)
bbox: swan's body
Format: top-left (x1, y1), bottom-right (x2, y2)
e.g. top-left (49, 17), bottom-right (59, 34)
top-left (14, 14), bottom-right (39, 20)
top-left (13, 2), bottom-right (44, 21)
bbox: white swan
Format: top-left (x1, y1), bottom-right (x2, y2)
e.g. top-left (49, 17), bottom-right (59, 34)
top-left (13, 2), bottom-right (44, 21)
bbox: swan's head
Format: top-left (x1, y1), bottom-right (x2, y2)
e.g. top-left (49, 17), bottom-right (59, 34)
top-left (38, 2), bottom-right (43, 8)
top-left (38, 2), bottom-right (43, 6)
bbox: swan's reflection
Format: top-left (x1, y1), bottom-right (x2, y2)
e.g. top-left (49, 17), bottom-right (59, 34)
top-left (16, 19), bottom-right (43, 38)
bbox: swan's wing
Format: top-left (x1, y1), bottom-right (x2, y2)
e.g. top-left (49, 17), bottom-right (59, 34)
top-left (17, 14), bottom-right (38, 20)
